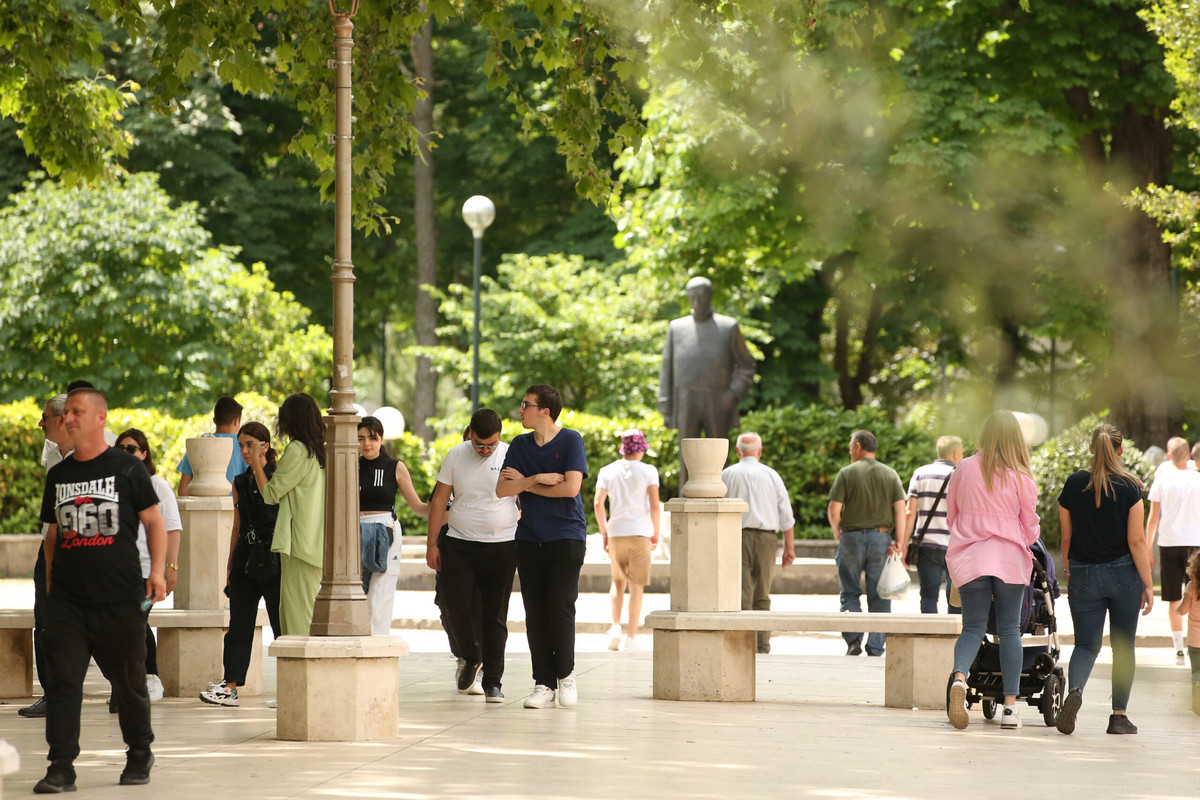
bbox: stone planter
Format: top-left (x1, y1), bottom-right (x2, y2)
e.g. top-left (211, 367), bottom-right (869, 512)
top-left (185, 436), bottom-right (233, 496)
top-left (680, 438), bottom-right (729, 498)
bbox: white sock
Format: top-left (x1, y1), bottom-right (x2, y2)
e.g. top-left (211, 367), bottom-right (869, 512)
top-left (1174, 631), bottom-right (1185, 652)
top-left (1003, 704), bottom-right (1016, 713)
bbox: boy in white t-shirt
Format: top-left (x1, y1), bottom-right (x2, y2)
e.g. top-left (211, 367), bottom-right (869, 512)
top-left (1146, 437), bottom-right (1200, 662)
top-left (593, 429), bottom-right (660, 651)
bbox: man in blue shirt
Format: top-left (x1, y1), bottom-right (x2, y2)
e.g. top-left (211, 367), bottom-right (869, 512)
top-left (497, 385), bottom-right (588, 710)
top-left (176, 396), bottom-right (248, 495)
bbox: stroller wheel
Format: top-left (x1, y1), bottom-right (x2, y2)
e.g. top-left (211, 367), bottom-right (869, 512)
top-left (982, 698), bottom-right (997, 720)
top-left (1040, 674), bottom-right (1064, 727)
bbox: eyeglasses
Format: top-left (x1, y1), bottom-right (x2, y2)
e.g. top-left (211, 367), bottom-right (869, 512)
top-left (38, 413), bottom-right (62, 427)
top-left (471, 439), bottom-right (498, 453)
top-left (118, 444), bottom-right (141, 454)
top-left (520, 401), bottom-right (541, 411)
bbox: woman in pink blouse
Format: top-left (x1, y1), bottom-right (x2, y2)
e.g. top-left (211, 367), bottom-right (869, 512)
top-left (944, 410), bottom-right (1041, 731)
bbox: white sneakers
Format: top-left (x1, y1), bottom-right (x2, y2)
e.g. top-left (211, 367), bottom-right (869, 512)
top-left (523, 685), bottom-right (556, 709)
top-left (524, 672), bottom-right (579, 709)
top-left (557, 671), bottom-right (578, 707)
top-left (1001, 706), bottom-right (1022, 730)
top-left (947, 679), bottom-right (969, 730)
top-left (607, 625), bottom-right (623, 651)
top-left (624, 637), bottom-right (639, 652)
top-left (146, 674), bottom-right (164, 702)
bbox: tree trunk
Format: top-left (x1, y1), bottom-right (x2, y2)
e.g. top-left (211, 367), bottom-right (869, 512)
top-left (411, 11), bottom-right (437, 442)
top-left (1106, 103), bottom-right (1178, 449)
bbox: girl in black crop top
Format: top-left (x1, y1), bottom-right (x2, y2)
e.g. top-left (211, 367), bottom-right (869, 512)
top-left (358, 416), bottom-right (429, 635)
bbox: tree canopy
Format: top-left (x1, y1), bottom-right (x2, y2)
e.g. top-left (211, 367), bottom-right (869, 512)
top-left (0, 172), bottom-right (332, 413)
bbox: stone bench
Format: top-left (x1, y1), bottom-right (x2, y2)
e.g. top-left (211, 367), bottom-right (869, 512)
top-left (645, 610), bottom-right (961, 709)
top-left (0, 608), bottom-right (268, 699)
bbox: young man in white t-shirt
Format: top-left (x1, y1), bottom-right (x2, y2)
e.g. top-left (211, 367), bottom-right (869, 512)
top-left (426, 408), bottom-right (520, 702)
top-left (1147, 436), bottom-right (1200, 662)
top-left (593, 429), bottom-right (660, 651)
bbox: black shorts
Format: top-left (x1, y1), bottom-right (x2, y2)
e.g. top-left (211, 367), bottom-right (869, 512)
top-left (1160, 545), bottom-right (1198, 602)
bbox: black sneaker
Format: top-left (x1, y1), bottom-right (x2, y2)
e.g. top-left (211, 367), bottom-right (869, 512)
top-left (1057, 688), bottom-right (1082, 735)
top-left (108, 694), bottom-right (118, 714)
top-left (484, 685), bottom-right (504, 704)
top-left (119, 750), bottom-right (154, 785)
top-left (457, 661), bottom-right (481, 693)
top-left (19, 696), bottom-right (48, 718)
top-left (33, 766), bottom-right (76, 794)
top-left (1106, 714), bottom-right (1138, 735)
top-left (846, 641), bottom-right (862, 656)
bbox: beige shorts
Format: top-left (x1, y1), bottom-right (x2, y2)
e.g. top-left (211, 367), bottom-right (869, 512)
top-left (609, 535), bottom-right (652, 585)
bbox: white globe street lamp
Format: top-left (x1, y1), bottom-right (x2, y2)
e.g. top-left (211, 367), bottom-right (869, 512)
top-left (461, 195), bottom-right (495, 411)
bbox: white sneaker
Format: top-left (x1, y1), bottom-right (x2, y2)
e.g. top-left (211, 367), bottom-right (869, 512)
top-left (947, 679), bottom-right (969, 730)
top-left (467, 676), bottom-right (485, 696)
top-left (199, 684), bottom-right (239, 707)
top-left (607, 625), bottom-right (623, 651)
top-left (1001, 706), bottom-right (1022, 730)
top-left (146, 674), bottom-right (164, 702)
top-left (523, 685), bottom-right (556, 709)
top-left (266, 698), bottom-right (278, 709)
top-left (624, 637), bottom-right (639, 652)
top-left (557, 671), bottom-right (578, 708)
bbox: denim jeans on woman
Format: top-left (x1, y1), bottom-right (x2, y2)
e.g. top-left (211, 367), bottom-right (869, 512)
top-left (1067, 555), bottom-right (1142, 712)
top-left (953, 576), bottom-right (1026, 697)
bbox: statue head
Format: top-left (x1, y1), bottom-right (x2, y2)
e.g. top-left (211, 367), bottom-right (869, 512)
top-left (685, 276), bottom-right (714, 321)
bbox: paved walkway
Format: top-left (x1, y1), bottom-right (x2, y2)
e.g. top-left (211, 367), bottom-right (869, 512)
top-left (2, 579), bottom-right (1198, 798)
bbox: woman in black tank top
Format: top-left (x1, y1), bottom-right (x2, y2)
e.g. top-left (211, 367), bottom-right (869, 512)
top-left (358, 416), bottom-right (429, 636)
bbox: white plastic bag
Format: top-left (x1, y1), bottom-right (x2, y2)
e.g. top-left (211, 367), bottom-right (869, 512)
top-left (877, 553), bottom-right (911, 598)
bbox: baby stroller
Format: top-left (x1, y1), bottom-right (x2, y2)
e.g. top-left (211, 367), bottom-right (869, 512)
top-left (957, 538), bottom-right (1065, 726)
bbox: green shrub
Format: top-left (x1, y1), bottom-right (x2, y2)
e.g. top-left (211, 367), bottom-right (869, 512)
top-left (733, 405), bottom-right (943, 536)
top-left (1030, 415), bottom-right (1154, 551)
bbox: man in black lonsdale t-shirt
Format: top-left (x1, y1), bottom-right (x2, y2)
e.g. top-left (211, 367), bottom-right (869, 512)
top-left (36, 388), bottom-right (166, 794)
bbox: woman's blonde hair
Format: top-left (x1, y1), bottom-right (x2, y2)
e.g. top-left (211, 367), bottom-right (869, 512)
top-left (976, 410), bottom-right (1033, 491)
top-left (1086, 423), bottom-right (1144, 507)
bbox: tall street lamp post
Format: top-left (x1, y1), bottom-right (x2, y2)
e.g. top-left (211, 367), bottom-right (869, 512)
top-left (310, 0), bottom-right (367, 636)
top-left (461, 195), bottom-right (495, 411)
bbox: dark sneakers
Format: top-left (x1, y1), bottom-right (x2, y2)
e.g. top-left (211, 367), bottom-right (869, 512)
top-left (457, 661), bottom-right (481, 694)
top-left (119, 750), bottom-right (155, 786)
top-left (1056, 688), bottom-right (1083, 735)
top-left (33, 766), bottom-right (76, 794)
top-left (19, 696), bottom-right (48, 718)
top-left (1107, 714), bottom-right (1138, 735)
top-left (484, 685), bottom-right (504, 704)
top-left (846, 641), bottom-right (862, 656)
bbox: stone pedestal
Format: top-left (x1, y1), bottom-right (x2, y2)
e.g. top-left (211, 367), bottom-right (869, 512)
top-left (175, 497), bottom-right (234, 611)
top-left (653, 629), bottom-right (756, 701)
top-left (883, 635), bottom-right (957, 710)
top-left (270, 635), bottom-right (407, 741)
top-left (0, 630), bottom-right (31, 698)
top-left (157, 625), bottom-right (263, 697)
top-left (665, 497), bottom-right (747, 612)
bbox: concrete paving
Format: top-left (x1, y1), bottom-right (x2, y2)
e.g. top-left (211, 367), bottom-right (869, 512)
top-left (1, 578), bottom-right (1198, 799)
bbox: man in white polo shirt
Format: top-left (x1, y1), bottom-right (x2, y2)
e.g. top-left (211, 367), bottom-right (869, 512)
top-left (722, 432), bottom-right (796, 654)
top-left (426, 408), bottom-right (520, 702)
top-left (1147, 436), bottom-right (1200, 663)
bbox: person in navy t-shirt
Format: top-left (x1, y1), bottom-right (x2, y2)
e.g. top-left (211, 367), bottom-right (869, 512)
top-left (497, 384), bottom-right (588, 709)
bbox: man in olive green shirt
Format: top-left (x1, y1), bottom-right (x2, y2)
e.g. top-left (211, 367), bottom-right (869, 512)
top-left (827, 430), bottom-right (907, 657)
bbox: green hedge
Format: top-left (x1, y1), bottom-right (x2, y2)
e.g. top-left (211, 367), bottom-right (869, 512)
top-left (3, 397), bottom-right (953, 541)
top-left (1030, 414), bottom-right (1154, 552)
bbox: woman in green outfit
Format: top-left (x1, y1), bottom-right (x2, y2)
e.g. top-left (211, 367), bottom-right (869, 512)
top-left (247, 393), bottom-right (327, 636)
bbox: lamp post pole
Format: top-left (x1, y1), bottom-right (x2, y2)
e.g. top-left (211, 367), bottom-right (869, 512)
top-left (461, 196), bottom-right (495, 411)
top-left (310, 0), bottom-right (368, 636)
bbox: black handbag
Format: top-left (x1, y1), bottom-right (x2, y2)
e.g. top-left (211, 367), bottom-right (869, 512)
top-left (907, 471), bottom-right (952, 567)
top-left (239, 473), bottom-right (280, 580)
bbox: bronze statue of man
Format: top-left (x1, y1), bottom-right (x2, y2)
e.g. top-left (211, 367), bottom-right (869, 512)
top-left (658, 277), bottom-right (756, 486)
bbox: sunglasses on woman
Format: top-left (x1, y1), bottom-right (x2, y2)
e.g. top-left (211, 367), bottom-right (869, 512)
top-left (119, 444), bottom-right (141, 454)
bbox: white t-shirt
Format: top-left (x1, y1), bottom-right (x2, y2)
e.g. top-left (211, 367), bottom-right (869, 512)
top-left (437, 441), bottom-right (518, 542)
top-left (137, 474), bottom-right (183, 579)
top-left (1148, 464), bottom-right (1200, 547)
top-left (595, 458), bottom-right (659, 537)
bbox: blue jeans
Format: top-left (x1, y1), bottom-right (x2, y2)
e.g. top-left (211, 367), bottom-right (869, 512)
top-left (836, 529), bottom-right (892, 655)
top-left (954, 576), bottom-right (1026, 697)
top-left (1067, 556), bottom-right (1142, 711)
top-left (916, 546), bottom-right (961, 615)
